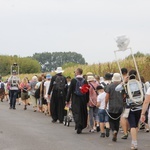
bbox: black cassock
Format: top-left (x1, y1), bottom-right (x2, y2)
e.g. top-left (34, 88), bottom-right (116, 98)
top-left (66, 77), bottom-right (89, 131)
top-left (48, 74), bottom-right (67, 123)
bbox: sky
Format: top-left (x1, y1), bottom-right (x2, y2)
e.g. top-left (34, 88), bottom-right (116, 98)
top-left (0, 0), bottom-right (150, 64)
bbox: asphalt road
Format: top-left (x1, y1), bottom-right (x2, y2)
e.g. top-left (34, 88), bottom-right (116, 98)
top-left (0, 101), bottom-right (150, 150)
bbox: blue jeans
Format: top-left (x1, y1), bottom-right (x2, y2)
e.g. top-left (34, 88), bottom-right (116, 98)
top-left (9, 90), bottom-right (18, 108)
top-left (89, 106), bottom-right (99, 127)
top-left (98, 109), bottom-right (109, 123)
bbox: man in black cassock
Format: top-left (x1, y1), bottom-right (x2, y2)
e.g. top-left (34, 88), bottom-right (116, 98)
top-left (66, 68), bottom-right (89, 134)
top-left (48, 67), bottom-right (67, 123)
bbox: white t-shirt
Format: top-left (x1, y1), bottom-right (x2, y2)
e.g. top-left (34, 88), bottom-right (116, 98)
top-left (97, 92), bottom-right (108, 109)
top-left (146, 87), bottom-right (150, 122)
top-left (146, 87), bottom-right (150, 95)
top-left (44, 80), bottom-right (50, 96)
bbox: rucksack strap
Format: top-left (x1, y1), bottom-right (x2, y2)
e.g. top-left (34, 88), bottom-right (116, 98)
top-left (89, 82), bottom-right (98, 95)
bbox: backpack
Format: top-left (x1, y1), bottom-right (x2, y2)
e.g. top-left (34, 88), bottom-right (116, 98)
top-left (126, 79), bottom-right (144, 106)
top-left (54, 75), bottom-right (66, 90)
top-left (35, 85), bottom-right (41, 99)
top-left (74, 78), bottom-right (85, 96)
top-left (10, 76), bottom-right (19, 87)
top-left (100, 81), bottom-right (110, 92)
top-left (0, 82), bottom-right (4, 89)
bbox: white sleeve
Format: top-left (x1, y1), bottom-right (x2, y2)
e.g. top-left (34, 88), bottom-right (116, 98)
top-left (115, 83), bottom-right (124, 91)
top-left (146, 87), bottom-right (150, 95)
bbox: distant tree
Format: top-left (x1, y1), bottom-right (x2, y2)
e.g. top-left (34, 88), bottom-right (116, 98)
top-left (0, 55), bottom-right (41, 76)
top-left (125, 51), bottom-right (145, 59)
top-left (32, 51), bottom-right (86, 72)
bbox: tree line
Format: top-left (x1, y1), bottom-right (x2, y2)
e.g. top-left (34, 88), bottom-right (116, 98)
top-left (0, 51), bottom-right (86, 76)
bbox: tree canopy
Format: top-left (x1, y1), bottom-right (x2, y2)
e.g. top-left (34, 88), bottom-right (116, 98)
top-left (0, 55), bottom-right (41, 76)
top-left (32, 51), bottom-right (86, 72)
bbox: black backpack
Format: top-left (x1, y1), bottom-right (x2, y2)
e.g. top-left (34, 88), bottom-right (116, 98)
top-left (35, 85), bottom-right (40, 99)
top-left (74, 78), bottom-right (85, 96)
top-left (54, 75), bottom-right (66, 90)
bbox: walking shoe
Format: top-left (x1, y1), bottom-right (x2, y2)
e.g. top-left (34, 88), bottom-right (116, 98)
top-left (89, 129), bottom-right (95, 133)
top-left (121, 133), bottom-right (128, 139)
top-left (77, 128), bottom-right (82, 134)
top-left (96, 126), bottom-right (100, 132)
top-left (145, 128), bottom-right (149, 132)
top-left (105, 128), bottom-right (110, 137)
top-left (112, 130), bottom-right (117, 142)
top-left (130, 145), bottom-right (138, 150)
top-left (52, 120), bottom-right (57, 123)
top-left (100, 133), bottom-right (105, 138)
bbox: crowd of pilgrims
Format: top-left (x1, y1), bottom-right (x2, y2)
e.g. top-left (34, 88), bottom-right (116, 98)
top-left (0, 67), bottom-right (150, 150)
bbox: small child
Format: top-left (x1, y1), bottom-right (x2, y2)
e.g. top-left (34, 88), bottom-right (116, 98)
top-left (97, 85), bottom-right (110, 137)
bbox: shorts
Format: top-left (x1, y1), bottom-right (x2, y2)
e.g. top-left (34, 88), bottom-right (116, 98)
top-left (98, 109), bottom-right (109, 123)
top-left (128, 109), bottom-right (141, 128)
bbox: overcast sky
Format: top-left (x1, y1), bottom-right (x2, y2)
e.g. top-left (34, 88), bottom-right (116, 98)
top-left (0, 0), bottom-right (150, 64)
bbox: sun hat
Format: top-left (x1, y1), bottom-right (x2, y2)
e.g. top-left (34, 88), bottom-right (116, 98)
top-left (46, 74), bottom-right (52, 79)
top-left (55, 67), bottom-right (64, 74)
top-left (87, 76), bottom-right (96, 82)
top-left (112, 73), bottom-right (121, 82)
top-left (86, 72), bottom-right (94, 76)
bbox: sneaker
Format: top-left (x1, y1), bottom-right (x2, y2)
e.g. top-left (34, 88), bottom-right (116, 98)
top-left (131, 145), bottom-right (138, 150)
top-left (100, 133), bottom-right (105, 138)
top-left (145, 128), bottom-right (149, 132)
top-left (106, 128), bottom-right (110, 137)
top-left (121, 133), bottom-right (128, 139)
top-left (89, 129), bottom-right (95, 133)
top-left (112, 130), bottom-right (117, 142)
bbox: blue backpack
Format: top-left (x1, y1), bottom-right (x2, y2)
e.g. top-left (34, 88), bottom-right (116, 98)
top-left (74, 78), bottom-right (85, 96)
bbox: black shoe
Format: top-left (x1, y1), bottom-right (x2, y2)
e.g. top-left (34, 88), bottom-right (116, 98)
top-left (52, 120), bottom-right (57, 123)
top-left (13, 108), bottom-right (16, 110)
top-left (100, 133), bottom-right (105, 138)
top-left (112, 131), bottom-right (117, 142)
top-left (96, 126), bottom-right (100, 132)
top-left (106, 128), bottom-right (110, 137)
top-left (77, 128), bottom-right (82, 134)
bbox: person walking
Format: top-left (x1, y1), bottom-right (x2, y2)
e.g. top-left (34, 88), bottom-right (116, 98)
top-left (44, 74), bottom-right (52, 115)
top-left (66, 68), bottom-right (89, 134)
top-left (29, 76), bottom-right (38, 112)
top-left (116, 70), bottom-right (142, 150)
top-left (140, 86), bottom-right (150, 127)
top-left (87, 75), bottom-right (99, 132)
top-left (7, 70), bottom-right (20, 109)
top-left (48, 67), bottom-right (67, 123)
top-left (19, 77), bottom-right (30, 110)
top-left (0, 76), bottom-right (5, 102)
top-left (97, 85), bottom-right (110, 138)
top-left (105, 73), bottom-right (124, 142)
